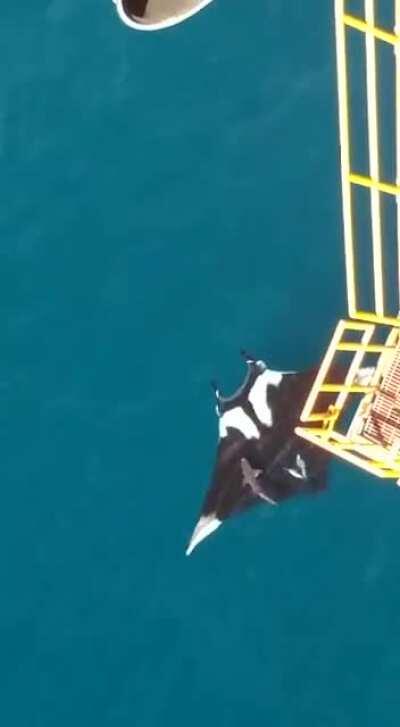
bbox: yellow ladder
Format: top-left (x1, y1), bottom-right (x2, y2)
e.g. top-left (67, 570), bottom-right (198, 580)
top-left (297, 1), bottom-right (400, 481)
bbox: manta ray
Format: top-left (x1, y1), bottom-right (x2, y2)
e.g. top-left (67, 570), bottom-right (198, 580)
top-left (186, 352), bottom-right (332, 555)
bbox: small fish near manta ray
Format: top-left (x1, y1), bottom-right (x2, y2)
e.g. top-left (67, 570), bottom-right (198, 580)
top-left (113, 0), bottom-right (214, 31)
top-left (186, 352), bottom-right (335, 556)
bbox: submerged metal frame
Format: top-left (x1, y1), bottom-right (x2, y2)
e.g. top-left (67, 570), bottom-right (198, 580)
top-left (296, 0), bottom-right (400, 480)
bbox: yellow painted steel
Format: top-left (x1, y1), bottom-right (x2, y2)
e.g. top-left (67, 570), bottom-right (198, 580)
top-left (334, 320), bottom-right (376, 331)
top-left (396, 0), bottom-right (400, 302)
top-left (296, 427), bottom-right (400, 479)
top-left (352, 311), bottom-right (400, 326)
top-left (295, 1), bottom-right (400, 481)
top-left (304, 410), bottom-right (339, 422)
top-left (335, 0), bottom-right (400, 323)
top-left (335, 0), bottom-right (357, 315)
top-left (336, 343), bottom-right (394, 352)
top-left (365, 0), bottom-right (384, 316)
top-left (343, 14), bottom-right (399, 45)
top-left (349, 173), bottom-right (400, 196)
top-left (320, 384), bottom-right (374, 393)
top-left (297, 318), bottom-right (400, 480)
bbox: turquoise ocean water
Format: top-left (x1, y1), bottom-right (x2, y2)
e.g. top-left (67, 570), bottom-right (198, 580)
top-left (2, 1), bottom-right (400, 724)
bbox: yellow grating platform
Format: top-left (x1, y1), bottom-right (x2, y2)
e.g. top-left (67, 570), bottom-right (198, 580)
top-left (362, 344), bottom-right (400, 449)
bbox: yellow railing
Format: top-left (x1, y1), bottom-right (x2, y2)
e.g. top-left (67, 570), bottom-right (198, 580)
top-left (297, 2), bottom-right (400, 481)
top-left (343, 14), bottom-right (399, 45)
top-left (297, 320), bottom-right (400, 478)
top-left (335, 0), bottom-right (400, 323)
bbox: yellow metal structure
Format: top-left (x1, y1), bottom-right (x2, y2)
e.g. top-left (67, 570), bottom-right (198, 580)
top-left (296, 0), bottom-right (400, 480)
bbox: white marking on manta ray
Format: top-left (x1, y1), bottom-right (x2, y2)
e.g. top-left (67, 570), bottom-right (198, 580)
top-left (246, 359), bottom-right (295, 376)
top-left (219, 407), bottom-right (260, 440)
top-left (186, 514), bottom-right (222, 556)
top-left (240, 458), bottom-right (277, 505)
top-left (248, 369), bottom-right (283, 428)
top-left (286, 454), bottom-right (307, 480)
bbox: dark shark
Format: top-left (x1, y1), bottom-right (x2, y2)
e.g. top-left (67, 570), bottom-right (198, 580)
top-left (240, 457), bottom-right (277, 504)
top-left (186, 353), bottom-right (331, 555)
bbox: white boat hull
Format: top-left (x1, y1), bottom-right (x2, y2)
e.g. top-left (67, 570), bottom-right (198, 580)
top-left (113, 0), bottom-right (214, 31)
